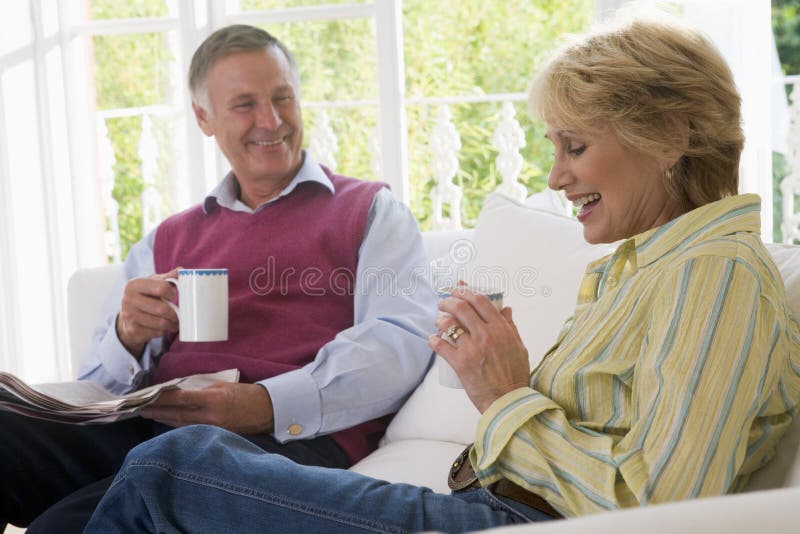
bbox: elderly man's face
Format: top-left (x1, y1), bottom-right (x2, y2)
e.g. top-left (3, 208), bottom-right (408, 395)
top-left (193, 47), bottom-right (303, 194)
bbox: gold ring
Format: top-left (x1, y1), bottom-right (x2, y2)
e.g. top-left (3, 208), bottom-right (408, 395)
top-left (445, 325), bottom-right (466, 343)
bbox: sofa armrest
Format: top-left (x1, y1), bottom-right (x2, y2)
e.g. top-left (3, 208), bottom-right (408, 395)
top-left (67, 264), bottom-right (124, 377)
top-left (480, 486), bottom-right (800, 534)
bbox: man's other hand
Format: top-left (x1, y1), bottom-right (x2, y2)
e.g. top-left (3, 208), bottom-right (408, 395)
top-left (139, 382), bottom-right (275, 435)
top-left (116, 268), bottom-right (181, 357)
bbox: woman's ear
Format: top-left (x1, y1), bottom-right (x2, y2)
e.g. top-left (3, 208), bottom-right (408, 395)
top-left (661, 113), bottom-right (689, 170)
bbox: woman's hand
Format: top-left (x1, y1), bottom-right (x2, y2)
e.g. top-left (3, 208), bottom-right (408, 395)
top-left (428, 287), bottom-right (531, 413)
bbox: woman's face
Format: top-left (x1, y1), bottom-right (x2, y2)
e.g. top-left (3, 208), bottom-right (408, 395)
top-left (546, 126), bottom-right (686, 244)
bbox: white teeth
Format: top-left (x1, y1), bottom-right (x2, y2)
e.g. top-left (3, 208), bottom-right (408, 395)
top-left (572, 193), bottom-right (601, 207)
top-left (253, 140), bottom-right (282, 146)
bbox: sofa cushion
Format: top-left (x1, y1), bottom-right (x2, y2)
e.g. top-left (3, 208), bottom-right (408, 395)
top-left (384, 193), bottom-right (614, 446)
top-left (743, 243), bottom-right (800, 491)
top-left (349, 439), bottom-right (465, 493)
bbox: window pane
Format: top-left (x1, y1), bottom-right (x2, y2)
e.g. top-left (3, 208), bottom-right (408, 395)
top-left (91, 31), bottom-right (178, 110)
top-left (403, 0), bottom-right (592, 228)
top-left (2, 61), bottom-right (57, 382)
top-left (0, 2), bottom-right (32, 55)
top-left (42, 0), bottom-right (60, 38)
top-left (403, 0), bottom-right (592, 97)
top-left (240, 0), bottom-right (368, 9)
top-left (772, 1), bottom-right (800, 243)
top-left (259, 18), bottom-right (377, 102)
top-left (101, 112), bottom-right (186, 259)
top-left (304, 106), bottom-right (378, 181)
top-left (87, 0), bottom-right (176, 19)
top-left (88, 28), bottom-right (183, 258)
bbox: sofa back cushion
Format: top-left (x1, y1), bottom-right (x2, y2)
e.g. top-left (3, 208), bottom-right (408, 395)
top-left (384, 193), bottom-right (614, 445)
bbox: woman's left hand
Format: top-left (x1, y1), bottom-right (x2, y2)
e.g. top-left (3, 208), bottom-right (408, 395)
top-left (428, 288), bottom-right (531, 413)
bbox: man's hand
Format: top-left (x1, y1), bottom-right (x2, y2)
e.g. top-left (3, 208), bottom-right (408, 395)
top-left (139, 382), bottom-right (275, 435)
top-left (116, 268), bottom-right (181, 357)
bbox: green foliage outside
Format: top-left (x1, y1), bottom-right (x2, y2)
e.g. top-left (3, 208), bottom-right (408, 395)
top-left (90, 0), bottom-right (177, 258)
top-left (402, 0), bottom-right (591, 228)
top-left (773, 0), bottom-right (800, 76)
top-left (92, 0), bottom-right (590, 259)
top-left (772, 0), bottom-right (800, 243)
top-left (248, 0), bottom-right (592, 229)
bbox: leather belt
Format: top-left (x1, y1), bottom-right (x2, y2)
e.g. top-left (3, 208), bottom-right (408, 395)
top-left (448, 445), bottom-right (563, 520)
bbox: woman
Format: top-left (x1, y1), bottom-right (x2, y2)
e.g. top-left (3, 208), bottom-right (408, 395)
top-left (86, 15), bottom-right (800, 533)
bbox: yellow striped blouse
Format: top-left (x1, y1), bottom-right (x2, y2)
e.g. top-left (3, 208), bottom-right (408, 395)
top-left (471, 194), bottom-right (800, 517)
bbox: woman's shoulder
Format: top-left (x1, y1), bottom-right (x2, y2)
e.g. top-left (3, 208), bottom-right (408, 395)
top-left (657, 231), bottom-right (786, 297)
top-left (667, 230), bottom-right (769, 265)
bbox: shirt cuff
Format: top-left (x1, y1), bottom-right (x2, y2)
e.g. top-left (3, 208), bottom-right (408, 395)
top-left (472, 387), bottom-right (559, 473)
top-left (97, 320), bottom-right (149, 387)
top-left (260, 368), bottom-right (322, 443)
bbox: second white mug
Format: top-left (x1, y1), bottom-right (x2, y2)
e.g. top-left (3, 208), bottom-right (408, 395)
top-left (164, 268), bottom-right (229, 342)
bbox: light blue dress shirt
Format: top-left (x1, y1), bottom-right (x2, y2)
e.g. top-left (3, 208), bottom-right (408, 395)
top-left (79, 153), bottom-right (437, 443)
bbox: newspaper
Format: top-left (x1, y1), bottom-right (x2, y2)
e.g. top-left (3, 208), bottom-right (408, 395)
top-left (0, 369), bottom-right (239, 424)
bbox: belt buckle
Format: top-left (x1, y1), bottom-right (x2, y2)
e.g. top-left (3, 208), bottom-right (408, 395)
top-left (448, 445), bottom-right (478, 491)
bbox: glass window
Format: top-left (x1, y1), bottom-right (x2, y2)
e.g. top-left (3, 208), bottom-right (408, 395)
top-left (402, 0), bottom-right (592, 229)
top-left (260, 18), bottom-right (377, 102)
top-left (258, 18), bottom-right (379, 184)
top-left (85, 29), bottom-right (182, 258)
top-left (3, 61), bottom-right (57, 382)
top-left (0, 2), bottom-right (32, 55)
top-left (87, 0), bottom-right (176, 20)
top-left (91, 31), bottom-right (178, 110)
top-left (771, 0), bottom-right (799, 243)
top-left (240, 0), bottom-right (369, 9)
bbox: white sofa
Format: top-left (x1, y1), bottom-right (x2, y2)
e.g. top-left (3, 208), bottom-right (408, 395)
top-left (67, 193), bottom-right (800, 533)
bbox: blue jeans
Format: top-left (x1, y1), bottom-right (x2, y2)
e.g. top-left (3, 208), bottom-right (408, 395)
top-left (0, 412), bottom-right (347, 532)
top-left (86, 425), bottom-right (555, 533)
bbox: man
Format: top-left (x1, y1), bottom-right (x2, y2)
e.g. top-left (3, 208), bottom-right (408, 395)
top-left (0, 24), bottom-right (436, 532)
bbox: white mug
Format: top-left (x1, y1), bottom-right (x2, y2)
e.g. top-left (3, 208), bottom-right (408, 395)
top-left (164, 269), bottom-right (229, 342)
top-left (437, 288), bottom-right (504, 388)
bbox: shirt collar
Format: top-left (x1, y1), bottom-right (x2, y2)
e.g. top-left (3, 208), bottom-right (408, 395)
top-left (203, 151), bottom-right (334, 214)
top-left (581, 194), bottom-right (762, 301)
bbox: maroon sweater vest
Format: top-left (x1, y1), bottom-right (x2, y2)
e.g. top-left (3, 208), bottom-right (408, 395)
top-left (153, 167), bottom-right (388, 463)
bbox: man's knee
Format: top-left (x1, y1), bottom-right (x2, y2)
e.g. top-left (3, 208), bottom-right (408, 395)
top-left (124, 424), bottom-right (241, 468)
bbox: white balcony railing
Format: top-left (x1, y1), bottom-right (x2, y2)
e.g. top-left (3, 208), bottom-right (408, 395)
top-left (96, 105), bottom-right (177, 261)
top-left (98, 71), bottom-right (800, 260)
top-left (95, 93), bottom-right (567, 260)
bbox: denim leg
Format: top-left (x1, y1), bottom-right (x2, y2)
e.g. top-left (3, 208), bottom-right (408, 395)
top-left (24, 425), bottom-right (346, 533)
top-left (87, 425), bottom-right (548, 534)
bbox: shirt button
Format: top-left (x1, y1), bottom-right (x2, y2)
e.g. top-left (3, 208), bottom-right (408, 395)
top-left (288, 424), bottom-right (303, 436)
top-left (128, 365), bottom-right (135, 376)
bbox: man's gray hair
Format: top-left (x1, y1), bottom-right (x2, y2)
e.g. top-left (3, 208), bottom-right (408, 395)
top-left (188, 24), bottom-right (299, 107)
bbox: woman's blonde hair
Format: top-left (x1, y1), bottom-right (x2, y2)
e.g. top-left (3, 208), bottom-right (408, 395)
top-left (529, 16), bottom-right (743, 208)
